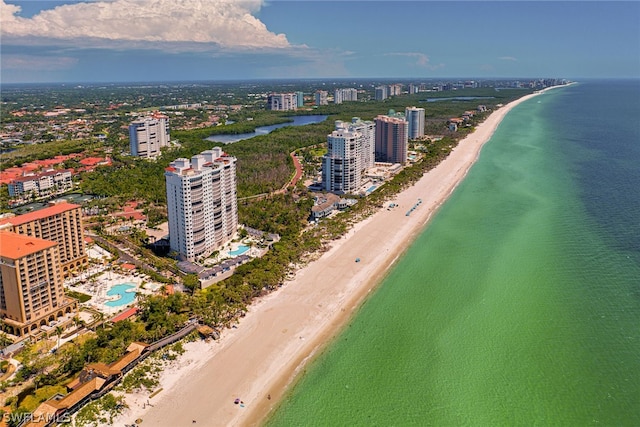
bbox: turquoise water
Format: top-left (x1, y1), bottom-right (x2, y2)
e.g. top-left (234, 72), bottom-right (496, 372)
top-left (266, 81), bottom-right (640, 426)
top-left (105, 283), bottom-right (136, 307)
top-left (229, 245), bottom-right (250, 256)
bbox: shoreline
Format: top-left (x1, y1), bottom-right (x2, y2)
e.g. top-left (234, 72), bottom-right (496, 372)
top-left (113, 85), bottom-right (564, 427)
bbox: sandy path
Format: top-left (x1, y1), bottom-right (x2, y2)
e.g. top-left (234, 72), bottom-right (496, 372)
top-left (113, 87), bottom-right (560, 427)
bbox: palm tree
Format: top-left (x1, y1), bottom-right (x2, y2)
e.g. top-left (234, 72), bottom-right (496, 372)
top-left (54, 326), bottom-right (64, 350)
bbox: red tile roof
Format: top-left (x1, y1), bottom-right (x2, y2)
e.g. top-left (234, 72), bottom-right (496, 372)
top-left (109, 306), bottom-right (138, 323)
top-left (0, 231), bottom-right (57, 259)
top-left (0, 202), bottom-right (80, 227)
top-left (21, 163), bottom-right (40, 171)
top-left (33, 158), bottom-right (61, 167)
top-left (0, 169), bottom-right (23, 184)
top-left (79, 157), bottom-right (105, 166)
top-left (117, 211), bottom-right (146, 221)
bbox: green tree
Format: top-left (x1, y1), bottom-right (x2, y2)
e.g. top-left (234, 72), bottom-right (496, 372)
top-left (54, 325), bottom-right (64, 350)
top-left (182, 274), bottom-right (200, 294)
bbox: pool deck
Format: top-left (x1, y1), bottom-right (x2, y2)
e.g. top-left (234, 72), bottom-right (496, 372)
top-left (63, 243), bottom-right (163, 317)
top-left (66, 270), bottom-right (159, 316)
top-left (203, 240), bottom-right (258, 267)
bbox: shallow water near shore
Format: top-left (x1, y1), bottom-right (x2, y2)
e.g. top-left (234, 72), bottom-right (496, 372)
top-left (266, 80), bottom-right (640, 426)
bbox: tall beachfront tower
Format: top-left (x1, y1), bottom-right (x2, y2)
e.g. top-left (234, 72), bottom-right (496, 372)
top-left (129, 113), bottom-right (170, 159)
top-left (375, 112), bottom-right (409, 164)
top-left (0, 201), bottom-right (87, 279)
top-left (267, 93), bottom-right (297, 111)
top-left (296, 91), bottom-right (305, 108)
top-left (0, 231), bottom-right (78, 338)
top-left (405, 106), bottom-right (425, 139)
top-left (322, 128), bottom-right (362, 194)
top-left (322, 118), bottom-right (375, 194)
top-left (338, 117), bottom-right (375, 171)
top-left (165, 148), bottom-right (238, 262)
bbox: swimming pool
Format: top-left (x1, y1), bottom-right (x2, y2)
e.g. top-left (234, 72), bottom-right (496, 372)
top-left (228, 245), bottom-right (249, 257)
top-left (105, 283), bottom-right (137, 307)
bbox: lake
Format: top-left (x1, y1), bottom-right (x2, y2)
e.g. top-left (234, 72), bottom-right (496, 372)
top-left (205, 115), bottom-right (328, 144)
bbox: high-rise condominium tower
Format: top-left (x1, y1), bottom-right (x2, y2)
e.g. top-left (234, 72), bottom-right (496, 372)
top-left (165, 148), bottom-right (238, 262)
top-left (405, 106), bottom-right (425, 139)
top-left (315, 90), bottom-right (328, 106)
top-left (129, 113), bottom-right (170, 159)
top-left (323, 128), bottom-right (362, 194)
top-left (322, 118), bottom-right (375, 194)
top-left (374, 113), bottom-right (409, 164)
top-left (267, 93), bottom-right (297, 111)
top-left (334, 88), bottom-right (358, 104)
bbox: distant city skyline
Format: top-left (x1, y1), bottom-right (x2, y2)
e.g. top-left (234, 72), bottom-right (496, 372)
top-left (1, 1), bottom-right (639, 84)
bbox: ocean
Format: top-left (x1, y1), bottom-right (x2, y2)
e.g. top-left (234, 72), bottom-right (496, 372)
top-left (265, 80), bottom-right (640, 426)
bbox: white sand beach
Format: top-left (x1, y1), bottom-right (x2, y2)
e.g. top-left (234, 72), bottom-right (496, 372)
top-left (113, 87), bottom-right (559, 427)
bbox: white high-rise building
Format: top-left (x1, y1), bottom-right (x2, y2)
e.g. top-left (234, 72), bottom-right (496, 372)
top-left (323, 129), bottom-right (362, 194)
top-left (267, 93), bottom-right (297, 111)
top-left (129, 113), bottom-right (170, 158)
top-left (315, 90), bottom-right (328, 106)
top-left (334, 88), bottom-right (358, 104)
top-left (337, 117), bottom-right (375, 171)
top-left (165, 148), bottom-right (238, 262)
top-left (405, 106), bottom-right (425, 139)
top-left (322, 118), bottom-right (375, 194)
top-left (375, 86), bottom-right (388, 101)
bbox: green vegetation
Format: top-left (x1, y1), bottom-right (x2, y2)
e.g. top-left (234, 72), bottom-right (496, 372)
top-left (119, 362), bottom-right (161, 393)
top-left (118, 342), bottom-right (185, 393)
top-left (0, 139), bottom-right (90, 170)
top-left (75, 393), bottom-right (127, 427)
top-left (16, 385), bottom-right (67, 413)
top-left (66, 290), bottom-right (92, 303)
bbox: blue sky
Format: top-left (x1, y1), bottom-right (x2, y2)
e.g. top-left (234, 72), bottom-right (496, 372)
top-left (1, 1), bottom-right (639, 83)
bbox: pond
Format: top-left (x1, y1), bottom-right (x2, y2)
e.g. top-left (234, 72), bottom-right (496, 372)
top-left (206, 115), bottom-right (328, 144)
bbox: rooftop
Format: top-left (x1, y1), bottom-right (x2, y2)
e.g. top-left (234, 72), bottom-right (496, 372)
top-left (0, 201), bottom-right (81, 227)
top-left (0, 231), bottom-right (57, 259)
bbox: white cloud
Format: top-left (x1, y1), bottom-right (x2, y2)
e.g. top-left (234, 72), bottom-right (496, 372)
top-left (0, 0), bottom-right (290, 50)
top-left (385, 52), bottom-right (444, 70)
top-left (499, 56), bottom-right (518, 62)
